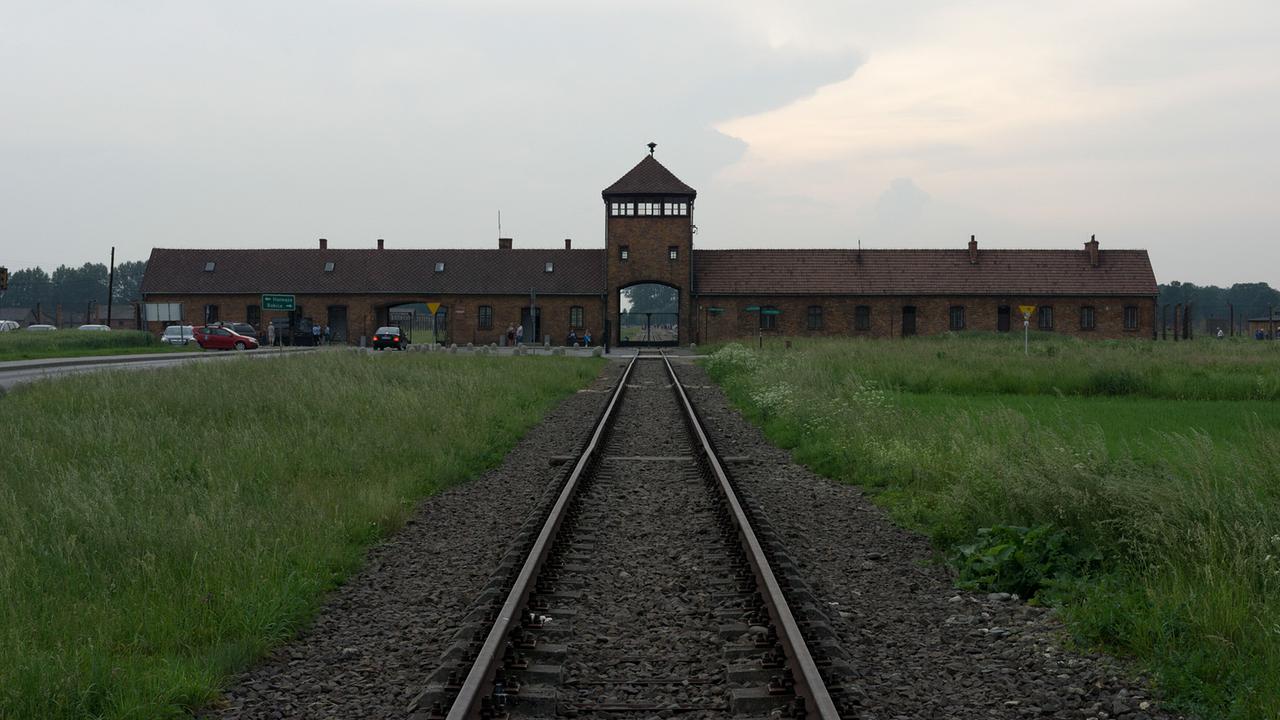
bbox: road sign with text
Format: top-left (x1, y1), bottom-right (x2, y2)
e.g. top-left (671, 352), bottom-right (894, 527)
top-left (262, 294), bottom-right (295, 311)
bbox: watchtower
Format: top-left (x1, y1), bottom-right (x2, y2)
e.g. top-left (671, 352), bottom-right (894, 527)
top-left (602, 144), bottom-right (696, 346)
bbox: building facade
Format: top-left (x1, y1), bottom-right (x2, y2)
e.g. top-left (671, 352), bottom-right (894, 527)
top-left (140, 152), bottom-right (1159, 344)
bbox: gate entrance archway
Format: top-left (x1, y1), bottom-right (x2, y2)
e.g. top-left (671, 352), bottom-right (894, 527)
top-left (619, 283), bottom-right (679, 346)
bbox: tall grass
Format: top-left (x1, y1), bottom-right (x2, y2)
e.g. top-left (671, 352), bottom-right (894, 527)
top-left (705, 336), bottom-right (1280, 719)
top-left (0, 351), bottom-right (602, 719)
top-left (0, 329), bottom-right (178, 361)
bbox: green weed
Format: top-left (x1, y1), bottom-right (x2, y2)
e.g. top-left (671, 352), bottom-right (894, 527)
top-left (0, 351), bottom-right (602, 719)
top-left (706, 336), bottom-right (1280, 719)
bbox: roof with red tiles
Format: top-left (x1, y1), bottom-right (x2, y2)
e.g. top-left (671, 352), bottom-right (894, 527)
top-left (602, 155), bottom-right (697, 198)
top-left (140, 248), bottom-right (606, 296)
top-left (691, 248), bottom-right (1158, 296)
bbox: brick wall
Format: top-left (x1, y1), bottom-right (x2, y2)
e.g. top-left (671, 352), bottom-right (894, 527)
top-left (140, 293), bottom-right (607, 346)
top-left (693, 295), bottom-right (1158, 342)
top-left (605, 214), bottom-right (693, 345)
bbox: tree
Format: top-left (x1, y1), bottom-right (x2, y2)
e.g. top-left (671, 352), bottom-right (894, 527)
top-left (112, 260), bottom-right (147, 303)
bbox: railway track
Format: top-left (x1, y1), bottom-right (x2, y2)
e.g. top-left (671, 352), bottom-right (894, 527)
top-left (410, 352), bottom-right (847, 719)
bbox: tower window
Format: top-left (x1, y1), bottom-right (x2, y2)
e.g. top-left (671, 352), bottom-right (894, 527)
top-left (663, 201), bottom-right (689, 216)
top-left (668, 246), bottom-right (678, 261)
top-left (620, 245), bottom-right (629, 262)
top-left (637, 202), bottom-right (660, 215)
top-left (610, 202), bottom-right (634, 216)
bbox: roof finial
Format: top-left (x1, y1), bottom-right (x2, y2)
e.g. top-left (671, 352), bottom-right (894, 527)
top-left (647, 141), bottom-right (657, 156)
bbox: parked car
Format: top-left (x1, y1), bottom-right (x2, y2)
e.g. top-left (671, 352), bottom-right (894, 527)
top-left (0, 320), bottom-right (19, 332)
top-left (194, 325), bottom-right (259, 351)
top-left (372, 326), bottom-right (407, 350)
top-left (78, 324), bottom-right (111, 331)
top-left (208, 321), bottom-right (257, 338)
top-left (160, 325), bottom-right (196, 345)
top-left (26, 324), bottom-right (57, 332)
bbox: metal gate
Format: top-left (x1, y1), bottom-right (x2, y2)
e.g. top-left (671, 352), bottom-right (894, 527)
top-left (619, 311), bottom-right (679, 345)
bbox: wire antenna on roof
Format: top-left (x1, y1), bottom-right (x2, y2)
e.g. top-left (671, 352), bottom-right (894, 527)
top-left (497, 210), bottom-right (502, 240)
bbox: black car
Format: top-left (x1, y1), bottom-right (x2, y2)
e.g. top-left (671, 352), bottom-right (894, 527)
top-left (372, 326), bottom-right (407, 350)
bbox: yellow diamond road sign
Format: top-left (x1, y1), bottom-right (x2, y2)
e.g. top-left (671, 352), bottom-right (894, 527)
top-left (1018, 304), bottom-right (1036, 318)
top-left (426, 302), bottom-right (441, 315)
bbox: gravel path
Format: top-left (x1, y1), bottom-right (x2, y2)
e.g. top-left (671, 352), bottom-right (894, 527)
top-left (515, 359), bottom-right (761, 719)
top-left (673, 359), bottom-right (1181, 720)
top-left (201, 362), bottom-right (624, 720)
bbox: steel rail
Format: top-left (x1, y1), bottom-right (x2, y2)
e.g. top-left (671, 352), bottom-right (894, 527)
top-left (661, 351), bottom-right (841, 720)
top-left (442, 352), bottom-right (640, 720)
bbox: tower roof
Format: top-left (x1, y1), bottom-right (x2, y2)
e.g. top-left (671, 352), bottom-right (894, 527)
top-left (602, 155), bottom-right (696, 198)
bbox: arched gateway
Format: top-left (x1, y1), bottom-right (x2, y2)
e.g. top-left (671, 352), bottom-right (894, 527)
top-left (603, 146), bottom-right (696, 347)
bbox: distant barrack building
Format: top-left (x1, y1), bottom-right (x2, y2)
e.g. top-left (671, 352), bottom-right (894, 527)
top-left (140, 151), bottom-right (1159, 345)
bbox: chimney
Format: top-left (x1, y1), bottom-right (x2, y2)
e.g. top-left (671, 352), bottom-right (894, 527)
top-left (499, 237), bottom-right (513, 250)
top-left (377, 238), bottom-right (385, 250)
top-left (564, 238), bottom-right (572, 250)
top-left (319, 238), bottom-right (328, 250)
top-left (1086, 234), bottom-right (1099, 267)
top-left (968, 235), bottom-right (978, 264)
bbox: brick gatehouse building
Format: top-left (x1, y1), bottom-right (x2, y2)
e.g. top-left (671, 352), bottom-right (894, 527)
top-left (140, 150), bottom-right (1158, 345)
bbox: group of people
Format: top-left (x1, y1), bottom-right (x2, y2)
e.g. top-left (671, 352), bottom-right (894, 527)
top-left (502, 323), bottom-right (593, 347)
top-left (264, 322), bottom-right (332, 346)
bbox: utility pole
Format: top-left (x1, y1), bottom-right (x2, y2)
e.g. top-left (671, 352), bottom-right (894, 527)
top-left (106, 246), bottom-right (115, 329)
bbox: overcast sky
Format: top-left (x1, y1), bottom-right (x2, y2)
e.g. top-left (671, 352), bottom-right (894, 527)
top-left (2, 1), bottom-right (1277, 285)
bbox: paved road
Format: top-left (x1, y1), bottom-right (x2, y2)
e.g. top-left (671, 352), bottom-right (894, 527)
top-left (0, 348), bottom-right (314, 390)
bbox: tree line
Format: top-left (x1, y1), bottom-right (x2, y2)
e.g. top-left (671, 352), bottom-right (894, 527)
top-left (1158, 281), bottom-right (1280, 329)
top-left (0, 261), bottom-right (147, 314)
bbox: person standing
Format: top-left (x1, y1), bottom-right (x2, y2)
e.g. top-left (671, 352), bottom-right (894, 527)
top-left (506, 325), bottom-right (515, 346)
top-left (324, 325), bottom-right (332, 344)
top-left (516, 323), bottom-right (525, 345)
top-left (311, 322), bottom-right (322, 346)
top-left (267, 322), bottom-right (276, 347)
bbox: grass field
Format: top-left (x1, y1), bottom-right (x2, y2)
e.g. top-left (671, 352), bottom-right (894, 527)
top-left (705, 335), bottom-right (1280, 720)
top-left (0, 329), bottom-right (185, 362)
top-left (0, 351), bottom-right (603, 719)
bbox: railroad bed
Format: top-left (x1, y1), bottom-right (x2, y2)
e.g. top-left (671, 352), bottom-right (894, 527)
top-left (410, 354), bottom-right (845, 719)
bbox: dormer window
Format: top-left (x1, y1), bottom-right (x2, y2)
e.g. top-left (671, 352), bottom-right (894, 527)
top-left (435, 262), bottom-right (445, 272)
top-left (545, 262), bottom-right (554, 273)
top-left (324, 262), bottom-right (335, 272)
top-left (204, 262), bottom-right (216, 272)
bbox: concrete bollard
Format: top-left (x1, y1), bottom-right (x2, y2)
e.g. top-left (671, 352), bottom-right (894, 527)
top-left (690, 343), bottom-right (697, 352)
top-left (449, 343), bottom-right (458, 354)
top-left (592, 346), bottom-right (603, 357)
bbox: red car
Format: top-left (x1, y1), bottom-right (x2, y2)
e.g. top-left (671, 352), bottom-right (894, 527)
top-left (194, 325), bottom-right (259, 351)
